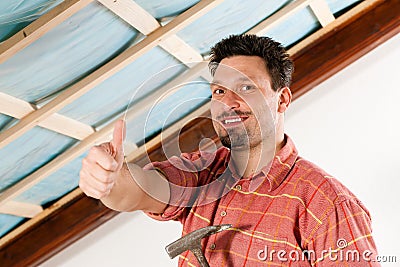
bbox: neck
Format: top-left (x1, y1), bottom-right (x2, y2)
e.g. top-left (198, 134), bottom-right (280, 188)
top-left (230, 133), bottom-right (285, 178)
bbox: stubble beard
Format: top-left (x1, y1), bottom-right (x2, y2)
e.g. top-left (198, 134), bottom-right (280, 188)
top-left (218, 125), bottom-right (260, 151)
top-left (218, 123), bottom-right (274, 151)
top-left (219, 129), bottom-right (249, 150)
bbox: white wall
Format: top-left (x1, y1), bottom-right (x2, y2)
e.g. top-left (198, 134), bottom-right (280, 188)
top-left (42, 33), bottom-right (400, 266)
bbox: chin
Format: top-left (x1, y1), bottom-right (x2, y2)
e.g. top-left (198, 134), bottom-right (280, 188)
top-left (220, 136), bottom-right (256, 151)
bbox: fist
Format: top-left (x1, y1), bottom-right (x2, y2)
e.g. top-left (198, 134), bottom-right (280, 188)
top-left (79, 120), bottom-right (126, 199)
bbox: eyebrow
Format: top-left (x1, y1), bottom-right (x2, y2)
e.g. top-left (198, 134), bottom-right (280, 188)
top-left (211, 77), bottom-right (255, 85)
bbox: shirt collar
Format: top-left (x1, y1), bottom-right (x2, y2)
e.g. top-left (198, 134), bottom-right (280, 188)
top-left (262, 135), bottom-right (298, 191)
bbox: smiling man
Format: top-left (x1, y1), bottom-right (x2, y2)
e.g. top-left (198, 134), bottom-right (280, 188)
top-left (79, 34), bottom-right (379, 266)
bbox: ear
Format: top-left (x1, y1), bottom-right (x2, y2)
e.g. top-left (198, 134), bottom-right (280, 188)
top-left (277, 87), bottom-right (292, 113)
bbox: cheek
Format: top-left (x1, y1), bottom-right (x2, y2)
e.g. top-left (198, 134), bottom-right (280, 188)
top-left (245, 101), bottom-right (269, 118)
top-left (210, 100), bottom-right (223, 116)
top-left (210, 104), bottom-right (222, 127)
top-left (249, 103), bottom-right (276, 128)
top-left (242, 93), bottom-right (267, 109)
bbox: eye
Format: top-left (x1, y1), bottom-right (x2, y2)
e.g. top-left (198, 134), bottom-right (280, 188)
top-left (213, 88), bottom-right (225, 95)
top-left (240, 84), bottom-right (255, 92)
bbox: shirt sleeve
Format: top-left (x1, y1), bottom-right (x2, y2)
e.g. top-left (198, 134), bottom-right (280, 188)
top-left (306, 198), bottom-right (380, 266)
top-left (143, 148), bottom-right (229, 222)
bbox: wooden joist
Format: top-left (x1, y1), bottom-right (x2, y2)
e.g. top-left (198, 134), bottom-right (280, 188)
top-left (0, 0), bottom-right (223, 150)
top-left (98, 0), bottom-right (204, 65)
top-left (248, 0), bottom-right (312, 36)
top-left (0, 62), bottom-right (210, 208)
top-left (0, 92), bottom-right (94, 140)
top-left (0, 0), bottom-right (93, 64)
top-left (97, 0), bottom-right (160, 34)
top-left (309, 0), bottom-right (335, 27)
top-left (0, 201), bottom-right (43, 218)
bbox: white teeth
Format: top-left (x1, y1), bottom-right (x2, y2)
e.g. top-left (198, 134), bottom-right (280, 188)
top-left (224, 118), bottom-right (242, 124)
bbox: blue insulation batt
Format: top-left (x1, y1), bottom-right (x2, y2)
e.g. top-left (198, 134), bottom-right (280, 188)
top-left (177, 0), bottom-right (361, 53)
top-left (58, 46), bottom-right (187, 127)
top-left (15, 79), bottom-right (211, 207)
top-left (0, 127), bottom-right (75, 192)
top-left (177, 0), bottom-right (293, 54)
top-left (0, 0), bottom-right (62, 41)
top-left (0, 214), bottom-right (25, 238)
top-left (14, 153), bottom-right (88, 205)
top-left (0, 1), bottom-right (138, 103)
top-left (0, 114), bottom-right (13, 130)
top-left (263, 0), bottom-right (362, 46)
top-left (0, 0), bottom-right (361, 238)
top-left (125, 78), bottom-right (211, 144)
top-left (134, 0), bottom-right (199, 19)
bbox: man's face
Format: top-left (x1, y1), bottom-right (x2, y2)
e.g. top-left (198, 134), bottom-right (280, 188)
top-left (210, 56), bottom-right (278, 150)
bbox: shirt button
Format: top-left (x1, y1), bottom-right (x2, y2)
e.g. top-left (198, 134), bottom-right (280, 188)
top-left (209, 243), bottom-right (216, 250)
top-left (235, 185), bottom-right (242, 191)
top-left (220, 211), bottom-right (227, 217)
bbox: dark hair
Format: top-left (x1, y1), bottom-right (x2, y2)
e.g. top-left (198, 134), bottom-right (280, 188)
top-left (209, 34), bottom-right (294, 91)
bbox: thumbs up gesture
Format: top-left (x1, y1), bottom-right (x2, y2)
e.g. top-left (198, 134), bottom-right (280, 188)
top-left (79, 120), bottom-right (126, 199)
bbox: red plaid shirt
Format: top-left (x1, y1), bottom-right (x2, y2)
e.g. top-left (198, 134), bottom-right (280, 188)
top-left (145, 135), bottom-right (379, 266)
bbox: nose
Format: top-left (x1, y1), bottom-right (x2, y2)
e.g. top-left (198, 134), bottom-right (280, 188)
top-left (221, 90), bottom-right (241, 110)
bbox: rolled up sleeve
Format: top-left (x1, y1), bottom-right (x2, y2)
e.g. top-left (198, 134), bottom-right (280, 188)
top-left (143, 148), bottom-right (230, 222)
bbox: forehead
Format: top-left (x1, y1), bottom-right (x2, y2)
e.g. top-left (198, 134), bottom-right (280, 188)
top-left (212, 56), bottom-right (271, 85)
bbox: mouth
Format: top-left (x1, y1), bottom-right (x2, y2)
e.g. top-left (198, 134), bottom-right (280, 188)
top-left (220, 116), bottom-right (248, 127)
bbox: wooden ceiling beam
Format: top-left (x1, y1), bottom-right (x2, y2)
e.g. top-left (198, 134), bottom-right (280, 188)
top-left (247, 0), bottom-right (312, 36)
top-left (309, 0), bottom-right (335, 27)
top-left (0, 201), bottom-right (43, 218)
top-left (0, 0), bottom-right (398, 266)
top-left (0, 62), bottom-right (210, 208)
top-left (0, 0), bottom-right (223, 150)
top-left (98, 0), bottom-right (204, 65)
top-left (0, 0), bottom-right (94, 64)
top-left (0, 92), bottom-right (94, 140)
top-left (97, 0), bottom-right (161, 34)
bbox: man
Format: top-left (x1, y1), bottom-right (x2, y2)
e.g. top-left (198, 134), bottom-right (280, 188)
top-left (79, 34), bottom-right (379, 266)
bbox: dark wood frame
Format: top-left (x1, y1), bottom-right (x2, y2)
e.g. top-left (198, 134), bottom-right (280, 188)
top-left (0, 0), bottom-right (398, 266)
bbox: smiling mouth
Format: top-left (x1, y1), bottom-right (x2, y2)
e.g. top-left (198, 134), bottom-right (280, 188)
top-left (221, 116), bottom-right (248, 127)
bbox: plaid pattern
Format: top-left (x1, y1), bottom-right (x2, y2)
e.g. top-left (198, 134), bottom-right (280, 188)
top-left (145, 135), bottom-right (379, 266)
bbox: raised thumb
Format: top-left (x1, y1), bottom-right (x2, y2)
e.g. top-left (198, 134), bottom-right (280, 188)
top-left (111, 119), bottom-right (126, 164)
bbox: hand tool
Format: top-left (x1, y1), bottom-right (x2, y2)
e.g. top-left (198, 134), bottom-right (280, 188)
top-left (165, 224), bottom-right (232, 267)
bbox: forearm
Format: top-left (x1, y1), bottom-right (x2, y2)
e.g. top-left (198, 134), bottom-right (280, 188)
top-left (100, 163), bottom-right (169, 213)
top-left (99, 163), bottom-right (139, 211)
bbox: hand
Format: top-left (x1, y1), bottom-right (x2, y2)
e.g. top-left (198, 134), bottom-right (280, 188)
top-left (79, 120), bottom-right (126, 199)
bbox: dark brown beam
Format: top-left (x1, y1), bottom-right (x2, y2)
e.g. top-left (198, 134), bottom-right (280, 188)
top-left (0, 194), bottom-right (118, 267)
top-left (0, 0), bottom-right (399, 266)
